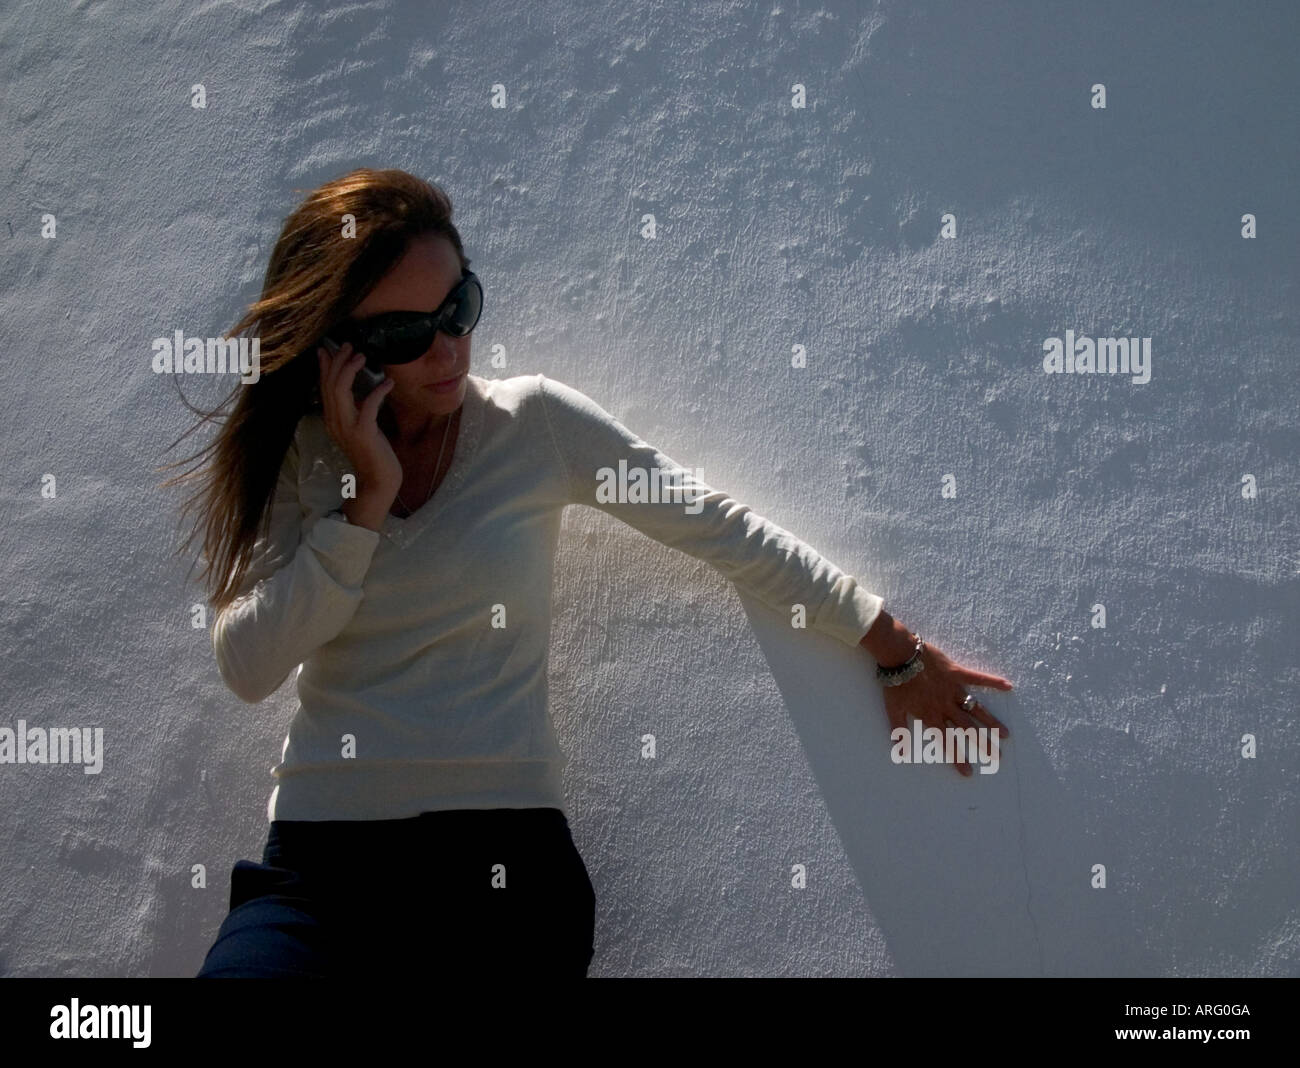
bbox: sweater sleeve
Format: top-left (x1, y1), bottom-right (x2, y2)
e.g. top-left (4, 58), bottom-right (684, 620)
top-left (211, 432), bottom-right (382, 703)
top-left (536, 374), bottom-right (884, 648)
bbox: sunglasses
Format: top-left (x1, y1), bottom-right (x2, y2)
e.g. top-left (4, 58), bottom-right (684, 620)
top-left (324, 269), bottom-right (483, 367)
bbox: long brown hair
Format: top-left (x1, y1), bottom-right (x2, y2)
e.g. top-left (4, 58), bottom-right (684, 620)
top-left (158, 168), bottom-right (470, 614)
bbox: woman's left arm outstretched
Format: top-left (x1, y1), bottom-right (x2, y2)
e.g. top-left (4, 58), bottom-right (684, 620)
top-left (535, 373), bottom-right (1013, 775)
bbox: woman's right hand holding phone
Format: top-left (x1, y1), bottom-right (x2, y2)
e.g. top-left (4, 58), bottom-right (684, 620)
top-left (316, 341), bottom-right (402, 530)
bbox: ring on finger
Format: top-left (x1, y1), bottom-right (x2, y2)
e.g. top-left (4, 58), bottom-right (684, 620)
top-left (960, 693), bottom-right (977, 713)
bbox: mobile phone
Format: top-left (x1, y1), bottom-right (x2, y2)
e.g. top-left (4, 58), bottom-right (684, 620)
top-left (321, 334), bottom-right (386, 402)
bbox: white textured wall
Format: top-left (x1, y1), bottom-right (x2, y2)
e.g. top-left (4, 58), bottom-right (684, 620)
top-left (0, 0), bottom-right (1295, 978)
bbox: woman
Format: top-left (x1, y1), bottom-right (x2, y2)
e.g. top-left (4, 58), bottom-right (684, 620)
top-left (165, 168), bottom-right (1011, 978)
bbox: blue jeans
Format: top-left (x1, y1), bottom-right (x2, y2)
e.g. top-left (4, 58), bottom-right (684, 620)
top-left (196, 807), bottom-right (595, 978)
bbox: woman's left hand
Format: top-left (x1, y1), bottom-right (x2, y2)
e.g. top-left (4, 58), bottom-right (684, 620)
top-left (881, 640), bottom-right (1012, 777)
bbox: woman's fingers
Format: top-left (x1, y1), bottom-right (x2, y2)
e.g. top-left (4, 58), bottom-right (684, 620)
top-left (359, 376), bottom-right (395, 422)
top-left (319, 342), bottom-right (363, 424)
top-left (949, 663), bottom-right (1012, 737)
top-left (962, 698), bottom-right (1010, 738)
top-left (883, 641), bottom-right (1012, 776)
top-left (941, 720), bottom-right (973, 775)
top-left (925, 704), bottom-right (1003, 776)
top-left (956, 666), bottom-right (1013, 691)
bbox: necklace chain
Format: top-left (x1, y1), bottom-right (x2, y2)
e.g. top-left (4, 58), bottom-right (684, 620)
top-left (393, 408), bottom-right (457, 519)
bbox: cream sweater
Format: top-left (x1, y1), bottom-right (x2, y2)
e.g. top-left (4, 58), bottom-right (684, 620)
top-left (212, 373), bottom-right (885, 822)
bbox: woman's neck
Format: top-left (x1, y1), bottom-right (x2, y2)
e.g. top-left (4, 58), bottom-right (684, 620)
top-left (379, 404), bottom-right (455, 450)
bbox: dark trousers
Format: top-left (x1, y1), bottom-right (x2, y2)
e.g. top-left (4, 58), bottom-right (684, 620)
top-left (196, 807), bottom-right (595, 978)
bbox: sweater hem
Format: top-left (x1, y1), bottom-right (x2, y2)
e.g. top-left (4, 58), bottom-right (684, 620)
top-left (266, 759), bottom-right (567, 822)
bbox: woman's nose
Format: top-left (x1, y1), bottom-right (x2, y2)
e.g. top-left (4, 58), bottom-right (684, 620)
top-left (423, 336), bottom-right (463, 367)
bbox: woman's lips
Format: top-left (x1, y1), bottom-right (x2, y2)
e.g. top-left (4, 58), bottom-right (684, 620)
top-left (429, 372), bottom-right (464, 392)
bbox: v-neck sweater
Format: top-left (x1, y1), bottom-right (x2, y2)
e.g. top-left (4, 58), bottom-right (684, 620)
top-left (211, 373), bottom-right (885, 823)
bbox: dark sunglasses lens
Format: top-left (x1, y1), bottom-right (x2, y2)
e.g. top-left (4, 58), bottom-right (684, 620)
top-left (343, 276), bottom-right (482, 362)
top-left (443, 277), bottom-right (482, 337)
top-left (346, 316), bottom-right (432, 365)
top-left (377, 317), bottom-right (439, 363)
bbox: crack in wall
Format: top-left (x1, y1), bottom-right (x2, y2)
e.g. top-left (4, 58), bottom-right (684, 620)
top-left (1012, 746), bottom-right (1045, 975)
